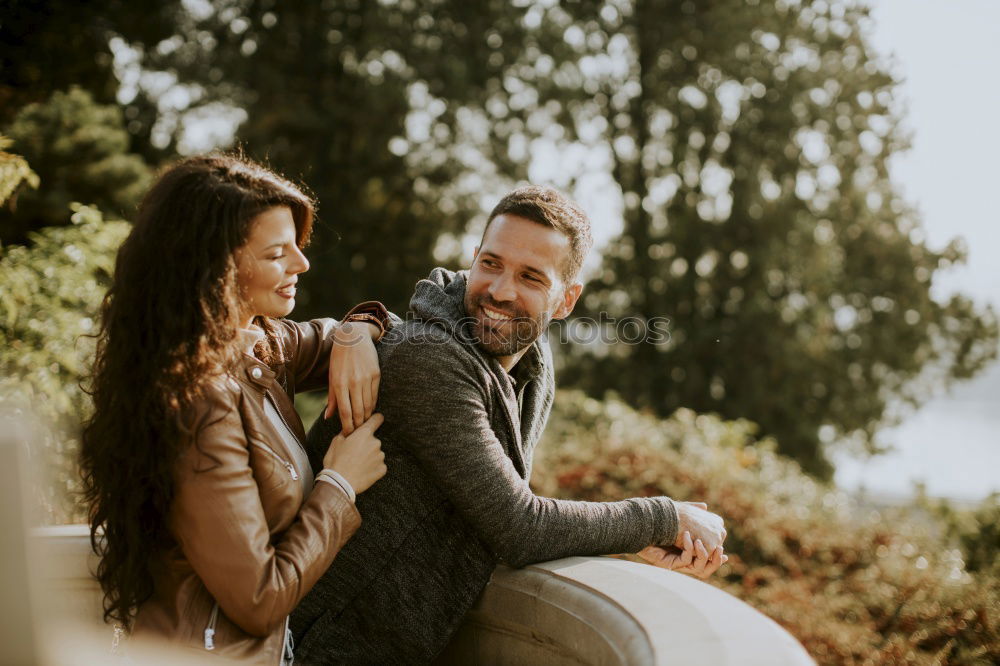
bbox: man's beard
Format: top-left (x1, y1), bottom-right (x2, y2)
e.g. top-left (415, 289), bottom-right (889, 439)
top-left (465, 295), bottom-right (551, 358)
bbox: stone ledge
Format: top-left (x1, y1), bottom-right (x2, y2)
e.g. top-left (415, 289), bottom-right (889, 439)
top-left (30, 525), bottom-right (814, 665)
top-left (437, 556), bottom-right (814, 665)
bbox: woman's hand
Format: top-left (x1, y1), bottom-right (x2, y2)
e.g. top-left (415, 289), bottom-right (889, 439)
top-left (637, 530), bottom-right (728, 580)
top-left (326, 321), bottom-right (381, 434)
top-left (322, 413), bottom-right (387, 494)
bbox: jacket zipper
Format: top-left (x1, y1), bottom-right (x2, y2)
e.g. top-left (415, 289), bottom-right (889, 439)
top-left (204, 602), bottom-right (219, 650)
top-left (251, 439), bottom-right (299, 481)
top-left (264, 387), bottom-right (309, 458)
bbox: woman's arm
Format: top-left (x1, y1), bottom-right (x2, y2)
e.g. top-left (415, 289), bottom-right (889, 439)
top-left (278, 302), bottom-right (392, 433)
top-left (168, 381), bottom-right (362, 636)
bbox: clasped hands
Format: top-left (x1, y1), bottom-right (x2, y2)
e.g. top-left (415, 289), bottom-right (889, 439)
top-left (637, 501), bottom-right (728, 579)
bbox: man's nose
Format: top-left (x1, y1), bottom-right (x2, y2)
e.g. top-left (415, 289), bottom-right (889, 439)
top-left (488, 272), bottom-right (517, 302)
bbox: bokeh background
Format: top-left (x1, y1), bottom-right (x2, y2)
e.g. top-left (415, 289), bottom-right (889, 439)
top-left (1, 0), bottom-right (997, 663)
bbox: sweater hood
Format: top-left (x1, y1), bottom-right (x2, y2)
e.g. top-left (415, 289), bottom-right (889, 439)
top-left (408, 267), bottom-right (470, 326)
top-left (407, 267), bottom-right (549, 386)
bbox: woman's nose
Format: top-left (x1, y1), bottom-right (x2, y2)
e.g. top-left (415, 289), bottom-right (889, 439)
top-left (291, 247), bottom-right (310, 274)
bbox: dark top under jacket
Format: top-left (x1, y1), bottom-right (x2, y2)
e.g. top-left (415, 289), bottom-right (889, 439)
top-left (290, 268), bottom-right (679, 665)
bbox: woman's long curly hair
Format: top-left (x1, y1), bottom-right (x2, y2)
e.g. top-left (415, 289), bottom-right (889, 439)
top-left (79, 154), bottom-right (315, 628)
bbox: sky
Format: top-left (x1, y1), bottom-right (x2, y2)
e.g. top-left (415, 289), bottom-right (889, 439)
top-left (864, 0), bottom-right (1000, 310)
top-left (831, 0), bottom-right (1000, 501)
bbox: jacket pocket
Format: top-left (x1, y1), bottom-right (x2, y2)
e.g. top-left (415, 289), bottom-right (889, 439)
top-left (249, 439), bottom-right (299, 495)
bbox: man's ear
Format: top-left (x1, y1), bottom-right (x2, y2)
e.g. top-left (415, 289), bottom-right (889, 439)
top-left (553, 282), bottom-right (583, 320)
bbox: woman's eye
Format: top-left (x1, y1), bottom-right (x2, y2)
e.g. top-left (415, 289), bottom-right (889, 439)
top-left (270, 254), bottom-right (285, 260)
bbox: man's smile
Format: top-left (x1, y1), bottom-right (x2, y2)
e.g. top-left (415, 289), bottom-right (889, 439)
top-left (481, 305), bottom-right (514, 322)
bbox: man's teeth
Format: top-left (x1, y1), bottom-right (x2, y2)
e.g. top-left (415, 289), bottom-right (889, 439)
top-left (483, 307), bottom-right (512, 321)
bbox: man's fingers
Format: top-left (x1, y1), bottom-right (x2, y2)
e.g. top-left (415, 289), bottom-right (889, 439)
top-left (693, 539), bottom-right (709, 573)
top-left (702, 546), bottom-right (725, 578)
top-left (680, 532), bottom-right (694, 566)
top-left (689, 502), bottom-right (708, 510)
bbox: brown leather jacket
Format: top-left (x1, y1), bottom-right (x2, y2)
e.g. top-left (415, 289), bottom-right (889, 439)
top-left (132, 317), bottom-right (361, 664)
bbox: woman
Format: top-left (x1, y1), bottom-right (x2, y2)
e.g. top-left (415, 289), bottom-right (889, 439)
top-left (80, 154), bottom-right (389, 664)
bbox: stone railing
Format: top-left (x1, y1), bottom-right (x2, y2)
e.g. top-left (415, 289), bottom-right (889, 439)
top-left (27, 525), bottom-right (814, 665)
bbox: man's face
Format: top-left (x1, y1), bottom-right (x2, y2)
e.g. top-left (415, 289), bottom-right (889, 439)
top-left (463, 214), bottom-right (582, 363)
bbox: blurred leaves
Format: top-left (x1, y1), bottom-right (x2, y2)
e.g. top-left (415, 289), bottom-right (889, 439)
top-left (0, 149), bottom-right (129, 522)
top-left (103, 0), bottom-right (540, 315)
top-left (0, 134), bottom-right (39, 208)
top-left (4, 0), bottom-right (996, 477)
top-left (0, 87), bottom-right (152, 245)
top-left (533, 390), bottom-right (999, 665)
top-left (512, 0), bottom-right (1000, 477)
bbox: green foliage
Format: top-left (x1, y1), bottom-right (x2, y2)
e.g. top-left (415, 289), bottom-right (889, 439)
top-left (532, 390), bottom-right (999, 665)
top-left (488, 0), bottom-right (1000, 476)
top-left (924, 493), bottom-right (1000, 578)
top-left (19, 0), bottom-right (995, 477)
top-left (0, 0), bottom-right (182, 131)
top-left (1, 87), bottom-right (152, 245)
top-left (105, 0), bottom-right (538, 316)
top-left (0, 135), bottom-right (40, 206)
top-left (0, 202), bottom-right (129, 522)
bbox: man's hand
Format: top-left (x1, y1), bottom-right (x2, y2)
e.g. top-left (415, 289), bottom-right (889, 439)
top-left (638, 530), bottom-right (728, 579)
top-left (638, 532), bottom-right (729, 579)
top-left (326, 321), bottom-right (381, 434)
top-left (674, 501), bottom-right (727, 553)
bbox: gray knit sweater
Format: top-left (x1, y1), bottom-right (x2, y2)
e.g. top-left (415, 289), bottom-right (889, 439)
top-left (290, 268), bottom-right (678, 664)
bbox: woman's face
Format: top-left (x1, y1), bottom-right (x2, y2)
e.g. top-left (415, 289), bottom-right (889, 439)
top-left (235, 206), bottom-right (309, 328)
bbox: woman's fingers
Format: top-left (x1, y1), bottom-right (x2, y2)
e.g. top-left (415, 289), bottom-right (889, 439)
top-left (350, 375), bottom-right (365, 430)
top-left (338, 386), bottom-right (354, 435)
top-left (362, 379), bottom-right (374, 421)
top-left (325, 389), bottom-right (337, 421)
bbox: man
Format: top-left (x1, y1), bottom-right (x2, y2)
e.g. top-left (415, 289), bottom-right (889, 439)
top-left (291, 186), bottom-right (728, 664)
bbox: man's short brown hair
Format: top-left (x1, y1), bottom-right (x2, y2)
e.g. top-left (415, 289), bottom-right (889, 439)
top-left (483, 185), bottom-right (593, 282)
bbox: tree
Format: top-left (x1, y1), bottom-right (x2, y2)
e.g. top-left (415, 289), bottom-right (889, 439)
top-left (0, 0), bottom-right (183, 158)
top-left (1, 88), bottom-right (152, 245)
top-left (0, 138), bottom-right (130, 521)
top-left (478, 0), bottom-right (997, 476)
top-left (99, 0), bottom-right (538, 316)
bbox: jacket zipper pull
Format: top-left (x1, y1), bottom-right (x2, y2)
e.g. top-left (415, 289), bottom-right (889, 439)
top-left (285, 462), bottom-right (299, 481)
top-left (204, 603), bottom-right (219, 650)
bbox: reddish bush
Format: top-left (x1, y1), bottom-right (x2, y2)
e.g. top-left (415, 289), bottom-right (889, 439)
top-left (531, 391), bottom-right (999, 665)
